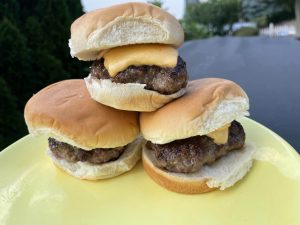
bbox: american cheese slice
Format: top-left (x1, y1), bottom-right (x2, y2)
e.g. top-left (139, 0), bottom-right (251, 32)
top-left (206, 124), bottom-right (231, 145)
top-left (103, 44), bottom-right (178, 77)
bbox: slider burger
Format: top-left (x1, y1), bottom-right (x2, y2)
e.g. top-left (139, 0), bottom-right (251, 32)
top-left (24, 80), bottom-right (142, 180)
top-left (69, 2), bottom-right (188, 111)
top-left (140, 78), bottom-right (255, 193)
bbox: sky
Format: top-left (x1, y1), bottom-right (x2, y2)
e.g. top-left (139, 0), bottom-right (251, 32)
top-left (81, 0), bottom-right (185, 19)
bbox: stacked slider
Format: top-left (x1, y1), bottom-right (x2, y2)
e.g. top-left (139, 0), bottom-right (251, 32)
top-left (141, 79), bottom-right (254, 193)
top-left (69, 2), bottom-right (188, 111)
top-left (24, 2), bottom-right (187, 180)
top-left (24, 2), bottom-right (255, 192)
top-left (24, 80), bottom-right (142, 180)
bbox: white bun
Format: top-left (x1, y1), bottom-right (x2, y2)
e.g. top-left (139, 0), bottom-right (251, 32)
top-left (142, 143), bottom-right (255, 194)
top-left (24, 80), bottom-right (140, 150)
top-left (48, 138), bottom-right (144, 180)
top-left (69, 2), bottom-right (184, 61)
top-left (84, 75), bottom-right (185, 112)
top-left (140, 78), bottom-right (249, 144)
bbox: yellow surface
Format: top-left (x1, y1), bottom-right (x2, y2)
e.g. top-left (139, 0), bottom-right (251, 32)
top-left (0, 118), bottom-right (300, 225)
top-left (103, 44), bottom-right (178, 76)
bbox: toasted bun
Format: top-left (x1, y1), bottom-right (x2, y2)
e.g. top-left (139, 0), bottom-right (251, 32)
top-left (24, 80), bottom-right (139, 150)
top-left (84, 75), bottom-right (185, 112)
top-left (140, 78), bottom-right (249, 144)
top-left (69, 2), bottom-right (184, 61)
top-left (48, 138), bottom-right (144, 180)
top-left (142, 143), bottom-right (255, 194)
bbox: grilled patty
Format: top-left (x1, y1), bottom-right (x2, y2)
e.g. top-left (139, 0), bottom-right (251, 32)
top-left (48, 138), bottom-right (125, 164)
top-left (146, 121), bottom-right (245, 173)
top-left (90, 56), bottom-right (188, 95)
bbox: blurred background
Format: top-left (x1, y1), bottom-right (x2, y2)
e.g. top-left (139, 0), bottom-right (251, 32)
top-left (0, 0), bottom-right (299, 150)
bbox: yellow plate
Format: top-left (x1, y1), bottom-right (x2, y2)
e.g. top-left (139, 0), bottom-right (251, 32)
top-left (1, 118), bottom-right (300, 225)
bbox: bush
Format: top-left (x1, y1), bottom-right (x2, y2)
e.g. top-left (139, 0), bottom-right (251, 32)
top-left (181, 21), bottom-right (211, 41)
top-left (253, 16), bottom-right (268, 28)
top-left (233, 27), bottom-right (259, 36)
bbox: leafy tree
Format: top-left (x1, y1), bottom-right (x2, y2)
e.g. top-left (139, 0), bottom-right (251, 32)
top-left (0, 77), bottom-right (26, 150)
top-left (17, 0), bottom-right (39, 19)
top-left (297, 0), bottom-right (300, 36)
top-left (35, 0), bottom-right (71, 58)
top-left (35, 0), bottom-right (87, 78)
top-left (183, 0), bottom-right (241, 38)
top-left (0, 0), bottom-right (86, 149)
top-left (0, 18), bottom-right (31, 108)
top-left (181, 20), bottom-right (211, 40)
top-left (0, 0), bottom-right (19, 23)
top-left (22, 16), bottom-right (46, 51)
top-left (147, 0), bottom-right (163, 8)
top-left (242, 0), bottom-right (295, 25)
top-left (22, 16), bottom-right (70, 90)
top-left (65, 0), bottom-right (84, 20)
top-left (34, 49), bottom-right (70, 86)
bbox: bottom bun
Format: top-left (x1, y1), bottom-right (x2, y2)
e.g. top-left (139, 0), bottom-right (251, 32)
top-left (142, 143), bottom-right (255, 194)
top-left (48, 138), bottom-right (144, 180)
top-left (84, 75), bottom-right (185, 112)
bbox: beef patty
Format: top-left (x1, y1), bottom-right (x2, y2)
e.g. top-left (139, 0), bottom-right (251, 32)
top-left (49, 138), bottom-right (125, 164)
top-left (146, 121), bottom-right (245, 173)
top-left (90, 56), bottom-right (188, 95)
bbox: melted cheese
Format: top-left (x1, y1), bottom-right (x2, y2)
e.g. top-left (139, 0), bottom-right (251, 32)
top-left (103, 44), bottom-right (178, 77)
top-left (206, 124), bottom-right (231, 145)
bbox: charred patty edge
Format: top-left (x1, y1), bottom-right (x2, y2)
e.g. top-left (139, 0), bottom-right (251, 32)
top-left (48, 138), bottom-right (126, 165)
top-left (146, 121), bottom-right (245, 173)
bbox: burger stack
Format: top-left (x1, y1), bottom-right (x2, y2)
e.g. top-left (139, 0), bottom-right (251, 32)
top-left (24, 2), bottom-right (255, 194)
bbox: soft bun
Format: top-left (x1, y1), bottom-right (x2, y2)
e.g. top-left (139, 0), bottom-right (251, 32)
top-left (140, 78), bottom-right (249, 144)
top-left (84, 75), bottom-right (185, 112)
top-left (24, 80), bottom-right (140, 150)
top-left (48, 138), bottom-right (144, 180)
top-left (142, 143), bottom-right (255, 194)
top-left (69, 2), bottom-right (184, 61)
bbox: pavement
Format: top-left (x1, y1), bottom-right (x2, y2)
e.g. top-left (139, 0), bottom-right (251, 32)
top-left (179, 36), bottom-right (300, 153)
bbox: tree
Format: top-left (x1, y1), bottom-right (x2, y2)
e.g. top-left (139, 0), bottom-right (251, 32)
top-left (296, 0), bottom-right (300, 36)
top-left (0, 18), bottom-right (31, 108)
top-left (65, 0), bottom-right (84, 20)
top-left (65, 0), bottom-right (88, 77)
top-left (242, 0), bottom-right (295, 26)
top-left (35, 0), bottom-right (87, 78)
top-left (147, 0), bottom-right (163, 8)
top-left (35, 0), bottom-right (71, 58)
top-left (0, 0), bottom-right (87, 149)
top-left (22, 16), bottom-right (70, 90)
top-left (183, 0), bottom-right (241, 37)
top-left (0, 77), bottom-right (26, 150)
top-left (34, 49), bottom-right (70, 85)
top-left (181, 20), bottom-right (211, 40)
top-left (0, 0), bottom-right (20, 23)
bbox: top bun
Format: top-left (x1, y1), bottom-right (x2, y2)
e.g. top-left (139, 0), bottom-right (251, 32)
top-left (24, 80), bottom-right (140, 150)
top-left (140, 78), bottom-right (249, 144)
top-left (69, 2), bottom-right (184, 61)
